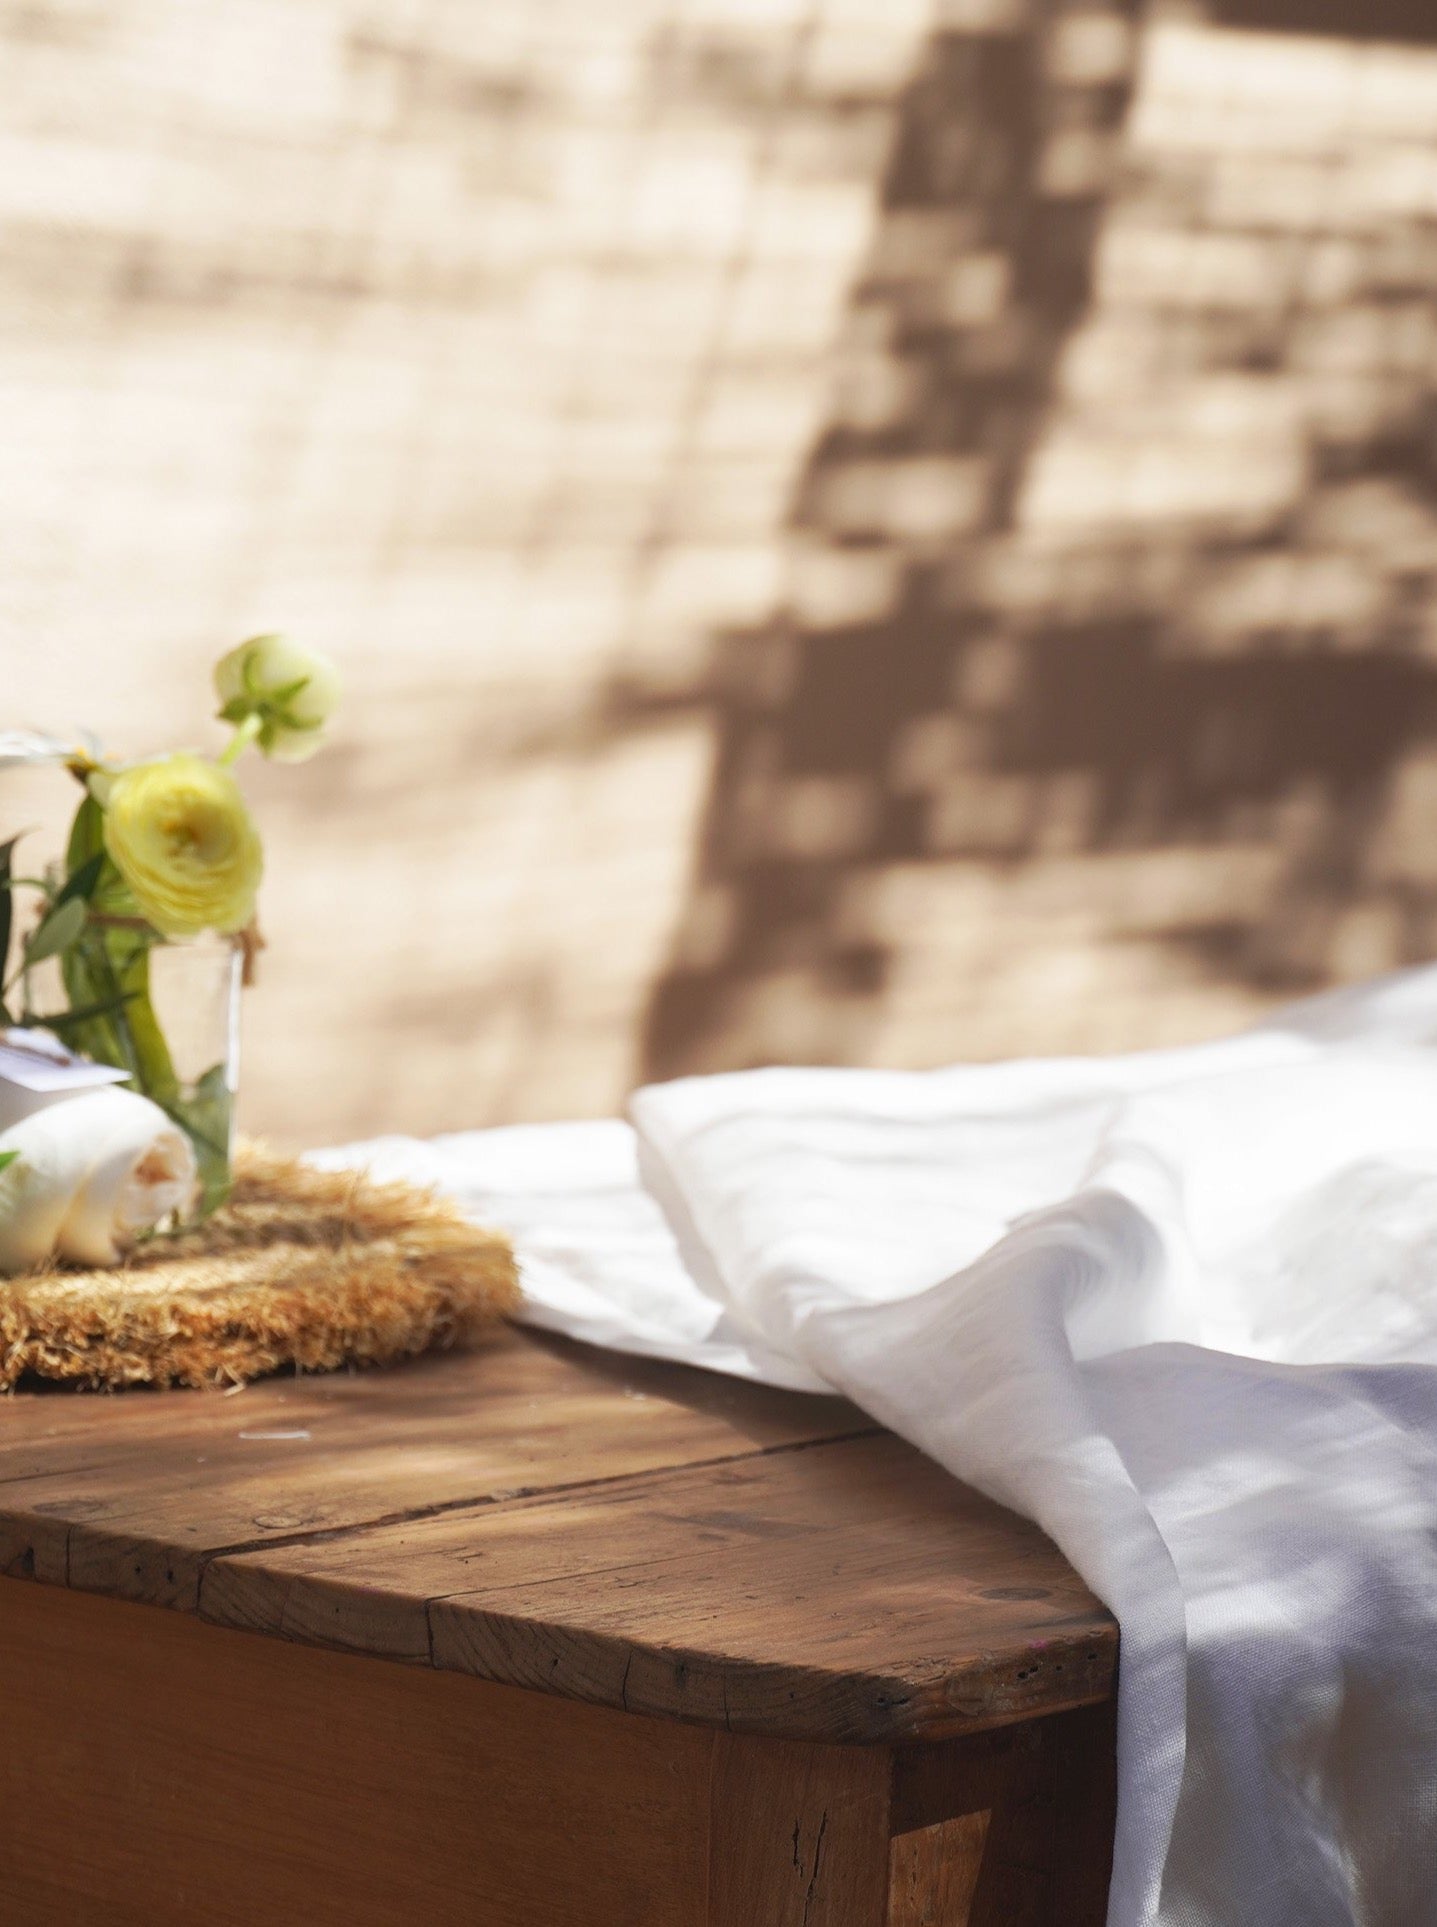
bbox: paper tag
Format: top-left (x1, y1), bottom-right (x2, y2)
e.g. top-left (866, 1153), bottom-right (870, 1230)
top-left (0, 1028), bottom-right (131, 1094)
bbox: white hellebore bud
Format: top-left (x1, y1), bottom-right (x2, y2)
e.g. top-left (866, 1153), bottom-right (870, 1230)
top-left (214, 635), bottom-right (342, 764)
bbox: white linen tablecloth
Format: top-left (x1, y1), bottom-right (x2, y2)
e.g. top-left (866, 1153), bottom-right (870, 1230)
top-left (318, 968), bottom-right (1437, 1927)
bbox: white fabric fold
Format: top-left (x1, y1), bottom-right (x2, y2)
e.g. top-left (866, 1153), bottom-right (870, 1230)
top-left (320, 966), bottom-right (1437, 1926)
top-left (308, 1121), bottom-right (828, 1390)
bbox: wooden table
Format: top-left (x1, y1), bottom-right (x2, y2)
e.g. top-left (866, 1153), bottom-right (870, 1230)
top-left (0, 1326), bottom-right (1118, 1926)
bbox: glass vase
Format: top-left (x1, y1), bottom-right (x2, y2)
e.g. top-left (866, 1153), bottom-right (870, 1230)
top-left (24, 924), bottom-right (241, 1221)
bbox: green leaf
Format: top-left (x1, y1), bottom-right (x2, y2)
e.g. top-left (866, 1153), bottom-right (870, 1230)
top-left (54, 851), bottom-right (106, 910)
top-left (65, 794), bottom-right (105, 874)
top-left (266, 675), bottom-right (310, 707)
top-left (61, 915), bottom-right (177, 1101)
top-left (165, 1061), bottom-right (234, 1217)
top-left (64, 795), bottom-right (139, 922)
top-left (0, 832), bottom-right (17, 987)
top-left (217, 695), bottom-right (253, 724)
top-left (33, 992), bottom-right (139, 1035)
top-left (0, 1149), bottom-right (18, 1175)
top-left (23, 895), bottom-right (87, 967)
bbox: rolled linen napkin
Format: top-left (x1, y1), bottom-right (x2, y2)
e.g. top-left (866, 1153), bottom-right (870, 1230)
top-left (0, 1087), bottom-right (198, 1273)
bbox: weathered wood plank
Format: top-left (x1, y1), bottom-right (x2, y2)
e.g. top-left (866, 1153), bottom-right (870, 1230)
top-left (0, 1328), bottom-right (865, 1607)
top-left (202, 1432), bottom-right (1115, 1741)
top-left (0, 1575), bottom-right (714, 1927)
top-left (0, 1324), bottom-right (1115, 1753)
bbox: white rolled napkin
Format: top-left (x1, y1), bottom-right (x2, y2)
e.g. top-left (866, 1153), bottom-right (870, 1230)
top-left (0, 1086), bottom-right (198, 1272)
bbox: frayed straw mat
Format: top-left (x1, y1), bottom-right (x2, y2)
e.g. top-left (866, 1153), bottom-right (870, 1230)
top-left (0, 1144), bottom-right (519, 1392)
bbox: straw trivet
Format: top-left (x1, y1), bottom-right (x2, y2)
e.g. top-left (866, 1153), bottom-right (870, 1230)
top-left (0, 1144), bottom-right (519, 1391)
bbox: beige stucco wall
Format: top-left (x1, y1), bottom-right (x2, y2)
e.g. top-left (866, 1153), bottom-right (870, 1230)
top-left (5, 0), bottom-right (1436, 1145)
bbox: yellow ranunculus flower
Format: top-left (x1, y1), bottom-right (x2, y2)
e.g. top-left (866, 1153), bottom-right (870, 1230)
top-left (214, 634), bottom-right (341, 763)
top-left (102, 753), bottom-right (263, 937)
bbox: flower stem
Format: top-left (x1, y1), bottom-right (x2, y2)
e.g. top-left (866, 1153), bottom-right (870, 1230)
top-left (218, 713), bottom-right (263, 766)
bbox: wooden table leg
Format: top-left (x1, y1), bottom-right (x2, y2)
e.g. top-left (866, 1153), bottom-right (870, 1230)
top-left (889, 1706), bottom-right (1118, 1927)
top-left (708, 1705), bottom-right (1115, 1927)
top-left (708, 1733), bottom-right (892, 1925)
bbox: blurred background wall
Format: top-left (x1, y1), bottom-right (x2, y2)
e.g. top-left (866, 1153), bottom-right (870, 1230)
top-left (4, 0), bottom-right (1437, 1146)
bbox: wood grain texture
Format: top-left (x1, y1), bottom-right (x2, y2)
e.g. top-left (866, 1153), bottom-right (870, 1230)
top-left (708, 1733), bottom-right (891, 1927)
top-left (205, 1432), bottom-right (1113, 1740)
top-left (0, 1325), bottom-right (1116, 1747)
top-left (0, 1327), bottom-right (862, 1606)
top-left (888, 1812), bottom-right (991, 1927)
top-left (0, 1575), bottom-right (712, 1927)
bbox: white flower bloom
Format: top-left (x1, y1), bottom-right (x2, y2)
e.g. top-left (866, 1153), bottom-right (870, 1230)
top-left (0, 729), bottom-right (84, 770)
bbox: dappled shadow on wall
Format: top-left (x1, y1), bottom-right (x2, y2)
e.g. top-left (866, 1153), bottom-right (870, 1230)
top-left (627, 0), bottom-right (1437, 1077)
